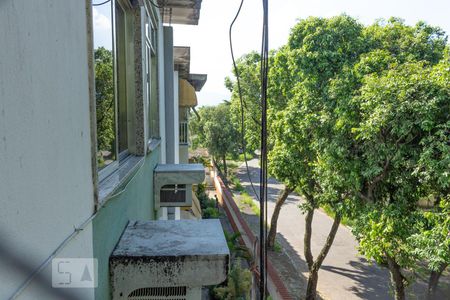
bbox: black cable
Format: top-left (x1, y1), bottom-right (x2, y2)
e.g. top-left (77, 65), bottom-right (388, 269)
top-left (92, 0), bottom-right (110, 6)
top-left (93, 0), bottom-right (163, 8)
top-left (229, 0), bottom-right (261, 202)
top-left (259, 0), bottom-right (270, 298)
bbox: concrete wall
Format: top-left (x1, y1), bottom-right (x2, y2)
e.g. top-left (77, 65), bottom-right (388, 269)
top-left (93, 148), bottom-right (159, 300)
top-left (173, 71), bottom-right (180, 164)
top-left (179, 145), bottom-right (189, 164)
top-left (0, 1), bottom-right (95, 299)
top-left (158, 18), bottom-right (167, 164)
top-left (163, 26), bottom-right (175, 164)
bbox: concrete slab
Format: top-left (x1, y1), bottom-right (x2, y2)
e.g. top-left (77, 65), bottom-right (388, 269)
top-left (110, 220), bottom-right (229, 299)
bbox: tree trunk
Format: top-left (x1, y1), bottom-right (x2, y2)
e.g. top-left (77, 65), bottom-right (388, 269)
top-left (222, 155), bottom-right (228, 179)
top-left (304, 208), bottom-right (315, 270)
top-left (306, 267), bottom-right (319, 300)
top-left (267, 186), bottom-right (293, 249)
top-left (427, 263), bottom-right (447, 298)
top-left (386, 254), bottom-right (405, 300)
top-left (305, 209), bottom-right (342, 300)
top-left (213, 157), bottom-right (222, 174)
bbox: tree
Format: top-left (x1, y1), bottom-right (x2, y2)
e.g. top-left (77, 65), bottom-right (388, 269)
top-left (350, 58), bottom-right (450, 300)
top-left (227, 16), bottom-right (449, 299)
top-left (268, 16), bottom-right (449, 300)
top-left (189, 103), bottom-right (239, 178)
top-left (410, 198), bottom-right (450, 297)
top-left (267, 15), bottom-right (367, 299)
top-left (94, 47), bottom-right (115, 165)
top-left (226, 52), bottom-right (263, 152)
top-left (409, 50), bottom-right (450, 297)
top-left (326, 19), bottom-right (449, 300)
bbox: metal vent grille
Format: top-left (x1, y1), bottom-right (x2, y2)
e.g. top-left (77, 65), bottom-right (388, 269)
top-left (160, 185), bottom-right (187, 203)
top-left (128, 286), bottom-right (187, 300)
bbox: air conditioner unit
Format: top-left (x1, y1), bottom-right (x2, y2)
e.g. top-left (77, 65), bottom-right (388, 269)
top-left (110, 220), bottom-right (229, 300)
top-left (154, 164), bottom-right (205, 209)
top-left (160, 184), bottom-right (189, 207)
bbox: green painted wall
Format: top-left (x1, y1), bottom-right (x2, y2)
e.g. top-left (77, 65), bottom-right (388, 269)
top-left (93, 147), bottom-right (160, 300)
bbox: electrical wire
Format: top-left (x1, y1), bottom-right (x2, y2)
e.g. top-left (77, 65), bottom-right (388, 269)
top-left (229, 0), bottom-right (270, 298)
top-left (92, 0), bottom-right (111, 6)
top-left (93, 0), bottom-right (164, 8)
top-left (229, 0), bottom-right (261, 202)
top-left (259, 0), bottom-right (270, 298)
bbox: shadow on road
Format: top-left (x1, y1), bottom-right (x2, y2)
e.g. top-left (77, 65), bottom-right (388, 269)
top-left (322, 258), bottom-right (391, 299)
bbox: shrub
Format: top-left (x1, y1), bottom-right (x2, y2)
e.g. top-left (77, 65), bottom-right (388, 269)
top-left (213, 259), bottom-right (252, 300)
top-left (203, 207), bottom-right (220, 219)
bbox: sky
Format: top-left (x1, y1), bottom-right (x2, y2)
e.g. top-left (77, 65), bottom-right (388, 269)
top-left (93, 0), bottom-right (450, 107)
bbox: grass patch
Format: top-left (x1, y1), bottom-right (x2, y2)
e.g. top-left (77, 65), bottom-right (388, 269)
top-left (238, 152), bottom-right (255, 162)
top-left (273, 242), bottom-right (282, 253)
top-left (240, 192), bottom-right (260, 216)
top-left (229, 175), bottom-right (245, 192)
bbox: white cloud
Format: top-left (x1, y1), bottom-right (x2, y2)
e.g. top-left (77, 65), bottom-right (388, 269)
top-left (92, 7), bottom-right (111, 31)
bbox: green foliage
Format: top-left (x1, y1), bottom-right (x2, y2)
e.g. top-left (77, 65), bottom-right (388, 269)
top-left (227, 52), bottom-right (263, 151)
top-left (94, 47), bottom-right (115, 155)
top-left (224, 231), bottom-right (251, 260)
top-left (238, 152), bottom-right (254, 162)
top-left (230, 176), bottom-right (245, 192)
top-left (213, 259), bottom-right (252, 300)
top-left (189, 103), bottom-right (239, 166)
top-left (269, 15), bottom-right (368, 212)
top-left (363, 18), bottom-right (447, 64)
top-left (229, 14), bottom-right (449, 296)
top-left (321, 204), bottom-right (354, 227)
top-left (240, 192), bottom-right (260, 216)
top-left (409, 198), bottom-right (450, 272)
top-left (203, 207), bottom-right (220, 219)
top-left (195, 183), bottom-right (219, 218)
top-left (353, 204), bottom-right (423, 267)
top-left (190, 155), bottom-right (211, 168)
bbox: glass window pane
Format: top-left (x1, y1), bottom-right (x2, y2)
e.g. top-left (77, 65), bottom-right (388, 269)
top-left (93, 1), bottom-right (116, 170)
top-left (116, 3), bottom-right (128, 154)
top-left (146, 14), bottom-right (159, 139)
top-left (150, 51), bottom-right (159, 138)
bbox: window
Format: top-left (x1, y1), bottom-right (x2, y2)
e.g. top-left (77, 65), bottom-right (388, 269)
top-left (145, 7), bottom-right (159, 140)
top-left (115, 2), bottom-right (129, 156)
top-left (92, 0), bottom-right (133, 181)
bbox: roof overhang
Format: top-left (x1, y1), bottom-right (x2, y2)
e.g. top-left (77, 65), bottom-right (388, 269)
top-left (174, 46), bottom-right (190, 79)
top-left (157, 0), bottom-right (203, 25)
top-left (187, 73), bottom-right (207, 91)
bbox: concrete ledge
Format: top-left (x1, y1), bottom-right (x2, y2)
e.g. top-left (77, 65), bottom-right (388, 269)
top-left (110, 219), bottom-right (229, 299)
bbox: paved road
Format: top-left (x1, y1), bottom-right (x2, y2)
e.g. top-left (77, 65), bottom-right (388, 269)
top-left (236, 158), bottom-right (392, 300)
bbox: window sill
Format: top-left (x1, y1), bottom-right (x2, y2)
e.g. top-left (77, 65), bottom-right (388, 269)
top-left (98, 155), bottom-right (145, 206)
top-left (147, 138), bottom-right (161, 154)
